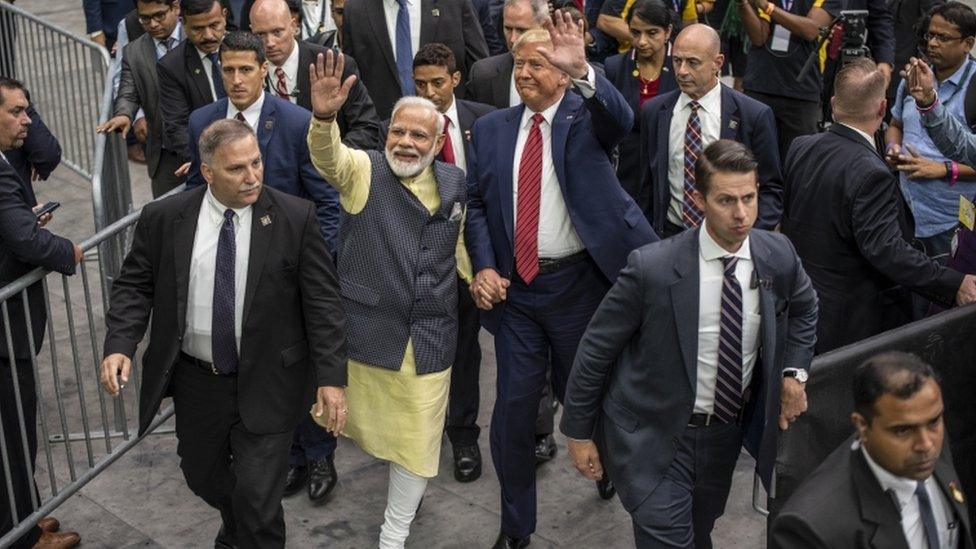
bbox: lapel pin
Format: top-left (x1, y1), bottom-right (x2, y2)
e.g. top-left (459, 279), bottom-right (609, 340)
top-left (264, 120), bottom-right (274, 131)
top-left (566, 114), bottom-right (573, 119)
top-left (260, 215), bottom-right (271, 226)
top-left (464, 129), bottom-right (472, 142)
top-left (950, 482), bottom-right (965, 503)
top-left (194, 68), bottom-right (201, 75)
top-left (729, 119), bottom-right (739, 130)
top-left (431, 8), bottom-right (440, 16)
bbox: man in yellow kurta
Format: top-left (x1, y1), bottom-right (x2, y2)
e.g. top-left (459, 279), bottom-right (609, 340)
top-left (306, 51), bottom-right (470, 549)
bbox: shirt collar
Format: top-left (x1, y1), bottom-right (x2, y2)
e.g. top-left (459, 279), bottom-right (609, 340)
top-left (155, 21), bottom-right (183, 48)
top-left (678, 81), bottom-right (722, 114)
top-left (520, 94), bottom-right (564, 129)
top-left (229, 91), bottom-right (266, 123)
top-left (944, 57), bottom-right (975, 87)
top-left (857, 440), bottom-right (924, 510)
top-left (838, 123), bottom-right (876, 147)
top-left (204, 187), bottom-right (252, 226)
top-left (698, 220), bottom-right (752, 263)
top-left (196, 45), bottom-right (215, 60)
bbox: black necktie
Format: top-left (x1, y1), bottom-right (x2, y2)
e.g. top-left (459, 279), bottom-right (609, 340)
top-left (212, 208), bottom-right (238, 374)
top-left (207, 51), bottom-right (227, 99)
top-left (916, 480), bottom-right (941, 549)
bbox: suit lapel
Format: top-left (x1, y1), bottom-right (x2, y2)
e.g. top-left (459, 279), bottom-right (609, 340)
top-left (750, 234), bottom-right (777, 365)
top-left (173, 186), bottom-right (207, 337)
top-left (365, 0), bottom-right (397, 81)
top-left (550, 93), bottom-right (579, 199)
top-left (499, 106), bottom-right (522, 245)
top-left (457, 100), bottom-right (476, 133)
top-left (719, 85), bottom-right (741, 140)
top-left (850, 448), bottom-right (913, 549)
top-left (257, 96), bottom-right (276, 156)
top-left (295, 42), bottom-right (311, 108)
top-left (242, 190), bottom-right (274, 326)
top-left (656, 97), bottom-right (675, 208)
top-left (420, 0), bottom-right (438, 44)
top-left (934, 453), bottom-right (973, 547)
top-left (185, 44), bottom-right (214, 103)
top-left (669, 230), bottom-right (699, 392)
top-left (495, 54), bottom-right (514, 108)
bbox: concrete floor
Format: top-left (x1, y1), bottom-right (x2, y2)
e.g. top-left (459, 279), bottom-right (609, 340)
top-left (5, 1), bottom-right (768, 546)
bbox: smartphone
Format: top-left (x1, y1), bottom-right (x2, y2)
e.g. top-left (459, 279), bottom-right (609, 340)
top-left (34, 201), bottom-right (60, 219)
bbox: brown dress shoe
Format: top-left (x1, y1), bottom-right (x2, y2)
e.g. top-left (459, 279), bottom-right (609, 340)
top-left (32, 530), bottom-right (80, 548)
top-left (36, 517), bottom-right (60, 532)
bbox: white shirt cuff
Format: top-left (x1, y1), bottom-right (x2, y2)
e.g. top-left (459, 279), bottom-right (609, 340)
top-left (572, 64), bottom-right (597, 99)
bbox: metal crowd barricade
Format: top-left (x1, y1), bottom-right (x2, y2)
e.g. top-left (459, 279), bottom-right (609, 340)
top-left (0, 0), bottom-right (134, 278)
top-left (0, 208), bottom-right (174, 548)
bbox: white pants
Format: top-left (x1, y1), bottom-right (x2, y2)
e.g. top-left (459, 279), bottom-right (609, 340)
top-left (378, 462), bottom-right (428, 549)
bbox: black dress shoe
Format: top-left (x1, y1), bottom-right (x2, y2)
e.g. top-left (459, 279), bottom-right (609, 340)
top-left (453, 444), bottom-right (482, 482)
top-left (534, 434), bottom-right (557, 465)
top-left (308, 455), bottom-right (337, 505)
top-left (597, 477), bottom-right (616, 500)
top-left (283, 464), bottom-right (307, 497)
top-left (493, 532), bottom-right (531, 549)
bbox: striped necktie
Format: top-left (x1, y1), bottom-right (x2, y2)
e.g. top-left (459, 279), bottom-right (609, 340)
top-left (714, 256), bottom-right (743, 423)
top-left (682, 100), bottom-right (704, 228)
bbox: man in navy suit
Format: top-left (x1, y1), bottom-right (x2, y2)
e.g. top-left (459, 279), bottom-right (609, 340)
top-left (562, 140), bottom-right (816, 548)
top-left (639, 24), bottom-right (782, 238)
top-left (186, 32), bottom-right (340, 252)
top-left (464, 13), bottom-right (657, 548)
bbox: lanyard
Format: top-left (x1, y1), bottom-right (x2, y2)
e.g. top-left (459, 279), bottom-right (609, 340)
top-left (937, 60), bottom-right (975, 108)
top-left (302, 0), bottom-right (329, 38)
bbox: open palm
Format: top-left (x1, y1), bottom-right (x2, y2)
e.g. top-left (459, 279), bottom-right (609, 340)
top-left (539, 10), bottom-right (588, 80)
top-left (309, 50), bottom-right (357, 120)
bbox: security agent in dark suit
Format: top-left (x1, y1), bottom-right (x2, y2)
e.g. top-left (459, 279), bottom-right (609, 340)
top-left (83, 0), bottom-right (137, 50)
top-left (771, 352), bottom-right (974, 549)
top-left (249, 0), bottom-right (380, 150)
top-left (340, 0), bottom-right (489, 119)
top-left (99, 119), bottom-right (347, 549)
top-left (3, 103), bottom-right (62, 200)
top-left (158, 0), bottom-right (230, 166)
top-left (781, 58), bottom-right (976, 355)
top-left (464, 16), bottom-right (658, 547)
top-left (98, 0), bottom-right (185, 198)
top-left (466, 0), bottom-right (556, 109)
top-left (184, 30), bottom-right (344, 504)
top-left (561, 140), bottom-right (817, 549)
top-left (0, 78), bottom-right (83, 549)
top-left (639, 24), bottom-right (783, 238)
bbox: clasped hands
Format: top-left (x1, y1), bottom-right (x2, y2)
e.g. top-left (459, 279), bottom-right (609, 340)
top-left (470, 268), bottom-right (510, 310)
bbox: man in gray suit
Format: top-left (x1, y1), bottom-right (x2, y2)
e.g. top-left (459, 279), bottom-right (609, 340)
top-left (560, 139), bottom-right (818, 548)
top-left (97, 0), bottom-right (184, 197)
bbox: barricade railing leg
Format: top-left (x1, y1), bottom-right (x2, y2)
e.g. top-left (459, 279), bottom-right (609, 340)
top-left (21, 296), bottom-right (57, 497)
top-left (59, 277), bottom-right (95, 468)
top-left (42, 281), bottom-right (76, 483)
top-left (1, 302), bottom-right (39, 513)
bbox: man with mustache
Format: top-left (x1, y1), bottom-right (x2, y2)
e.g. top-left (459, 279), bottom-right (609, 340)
top-left (772, 352), bottom-right (973, 549)
top-left (158, 0), bottom-right (230, 171)
top-left (307, 51), bottom-right (467, 548)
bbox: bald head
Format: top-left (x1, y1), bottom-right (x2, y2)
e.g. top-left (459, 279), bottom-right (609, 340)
top-left (249, 0), bottom-right (299, 66)
top-left (831, 57), bottom-right (887, 127)
top-left (674, 24), bottom-right (721, 57)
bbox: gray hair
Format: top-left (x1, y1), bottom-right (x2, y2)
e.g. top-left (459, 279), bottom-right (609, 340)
top-left (390, 96), bottom-right (445, 135)
top-left (199, 118), bottom-right (256, 167)
top-left (504, 0), bottom-right (549, 24)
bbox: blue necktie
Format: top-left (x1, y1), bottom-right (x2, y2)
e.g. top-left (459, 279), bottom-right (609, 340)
top-left (207, 51), bottom-right (227, 100)
top-left (394, 0), bottom-right (415, 95)
top-left (212, 209), bottom-right (238, 374)
top-left (713, 256), bottom-right (743, 423)
top-left (916, 481), bottom-right (941, 549)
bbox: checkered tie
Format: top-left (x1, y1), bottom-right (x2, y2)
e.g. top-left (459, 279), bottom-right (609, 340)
top-left (714, 256), bottom-right (743, 423)
top-left (212, 209), bottom-right (238, 374)
top-left (682, 101), bottom-right (704, 228)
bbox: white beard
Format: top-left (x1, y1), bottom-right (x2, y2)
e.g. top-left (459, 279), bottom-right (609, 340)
top-left (385, 146), bottom-right (436, 178)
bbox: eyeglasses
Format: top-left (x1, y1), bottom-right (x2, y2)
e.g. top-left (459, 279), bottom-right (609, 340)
top-left (923, 32), bottom-right (965, 44)
top-left (137, 9), bottom-right (171, 25)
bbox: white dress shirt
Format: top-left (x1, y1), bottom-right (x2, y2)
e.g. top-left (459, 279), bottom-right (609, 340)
top-left (197, 46), bottom-right (219, 102)
top-left (383, 0), bottom-right (421, 61)
top-left (182, 189), bottom-right (253, 361)
top-left (694, 223), bottom-right (761, 414)
top-left (443, 97), bottom-right (466, 173)
top-left (839, 122), bottom-right (876, 147)
top-left (268, 42), bottom-right (300, 103)
top-left (301, 0), bottom-right (336, 39)
top-left (859, 442), bottom-right (958, 549)
top-left (668, 83), bottom-right (722, 226)
top-left (227, 91), bottom-right (266, 131)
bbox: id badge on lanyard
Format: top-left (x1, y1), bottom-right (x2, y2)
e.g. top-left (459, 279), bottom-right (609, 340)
top-left (770, 0), bottom-right (795, 52)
